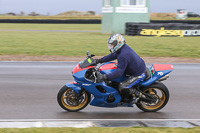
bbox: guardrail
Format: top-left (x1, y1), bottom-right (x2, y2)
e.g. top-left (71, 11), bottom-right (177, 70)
top-left (151, 20), bottom-right (200, 24)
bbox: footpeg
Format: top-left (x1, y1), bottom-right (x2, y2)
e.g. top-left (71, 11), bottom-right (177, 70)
top-left (131, 89), bottom-right (142, 98)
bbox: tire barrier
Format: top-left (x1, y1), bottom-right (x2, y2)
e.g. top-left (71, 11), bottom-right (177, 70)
top-left (1, 19), bottom-right (200, 25)
top-left (151, 20), bottom-right (200, 24)
top-left (126, 23), bottom-right (200, 37)
top-left (0, 19), bottom-right (200, 25)
top-left (0, 19), bottom-right (101, 24)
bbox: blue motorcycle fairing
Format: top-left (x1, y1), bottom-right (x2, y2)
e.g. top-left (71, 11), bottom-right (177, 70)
top-left (74, 80), bottom-right (122, 106)
top-left (90, 97), bottom-right (118, 107)
top-left (65, 82), bottom-right (82, 94)
top-left (73, 69), bottom-right (89, 83)
top-left (138, 69), bottom-right (173, 87)
top-left (70, 67), bottom-right (123, 107)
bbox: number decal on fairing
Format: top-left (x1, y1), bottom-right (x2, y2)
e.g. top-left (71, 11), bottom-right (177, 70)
top-left (158, 72), bottom-right (164, 76)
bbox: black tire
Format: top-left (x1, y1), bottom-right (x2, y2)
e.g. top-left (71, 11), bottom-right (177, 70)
top-left (57, 85), bottom-right (91, 112)
top-left (136, 82), bottom-right (169, 112)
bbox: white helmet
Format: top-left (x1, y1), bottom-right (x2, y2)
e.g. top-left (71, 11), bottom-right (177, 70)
top-left (108, 33), bottom-right (126, 53)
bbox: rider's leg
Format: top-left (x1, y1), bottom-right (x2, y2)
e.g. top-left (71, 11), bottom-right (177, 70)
top-left (119, 73), bottom-right (146, 101)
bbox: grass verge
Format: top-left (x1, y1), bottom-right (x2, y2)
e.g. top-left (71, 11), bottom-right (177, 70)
top-left (0, 24), bottom-right (199, 58)
top-left (0, 127), bottom-right (200, 133)
top-left (0, 23), bottom-right (101, 31)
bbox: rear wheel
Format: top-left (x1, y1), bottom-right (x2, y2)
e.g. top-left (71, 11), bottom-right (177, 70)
top-left (57, 86), bottom-right (91, 112)
top-left (136, 82), bottom-right (169, 112)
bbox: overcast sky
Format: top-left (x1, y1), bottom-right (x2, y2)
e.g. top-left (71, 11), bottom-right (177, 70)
top-left (0, 0), bottom-right (199, 15)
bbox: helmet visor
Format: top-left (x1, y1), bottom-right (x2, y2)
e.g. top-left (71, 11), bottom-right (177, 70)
top-left (108, 43), bottom-right (115, 50)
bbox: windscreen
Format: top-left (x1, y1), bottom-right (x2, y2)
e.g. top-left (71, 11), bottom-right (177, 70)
top-left (79, 58), bottom-right (93, 69)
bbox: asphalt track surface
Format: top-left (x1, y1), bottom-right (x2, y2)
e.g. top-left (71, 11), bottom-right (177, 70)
top-left (0, 61), bottom-right (200, 119)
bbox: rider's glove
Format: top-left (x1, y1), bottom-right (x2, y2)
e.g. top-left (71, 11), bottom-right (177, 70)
top-left (96, 72), bottom-right (108, 83)
top-left (94, 59), bottom-right (102, 64)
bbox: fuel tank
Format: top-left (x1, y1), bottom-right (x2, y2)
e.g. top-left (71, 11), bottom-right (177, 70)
top-left (99, 62), bottom-right (126, 82)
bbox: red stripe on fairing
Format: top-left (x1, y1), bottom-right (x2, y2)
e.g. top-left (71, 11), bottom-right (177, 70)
top-left (153, 64), bottom-right (174, 71)
top-left (72, 64), bottom-right (95, 74)
top-left (70, 81), bottom-right (78, 85)
top-left (99, 63), bottom-right (117, 71)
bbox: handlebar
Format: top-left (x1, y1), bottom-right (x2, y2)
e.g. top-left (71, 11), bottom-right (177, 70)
top-left (87, 51), bottom-right (95, 59)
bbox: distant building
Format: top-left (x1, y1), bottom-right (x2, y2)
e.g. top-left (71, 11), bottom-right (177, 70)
top-left (102, 0), bottom-right (150, 34)
top-left (176, 9), bottom-right (187, 19)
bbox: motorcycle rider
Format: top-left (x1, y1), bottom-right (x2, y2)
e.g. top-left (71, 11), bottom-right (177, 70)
top-left (96, 33), bottom-right (147, 102)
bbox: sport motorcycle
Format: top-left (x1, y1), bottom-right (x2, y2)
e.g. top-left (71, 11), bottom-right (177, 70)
top-left (57, 52), bottom-right (174, 112)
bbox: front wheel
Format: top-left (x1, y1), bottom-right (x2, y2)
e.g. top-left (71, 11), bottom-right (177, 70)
top-left (57, 86), bottom-right (91, 112)
top-left (136, 82), bottom-right (169, 112)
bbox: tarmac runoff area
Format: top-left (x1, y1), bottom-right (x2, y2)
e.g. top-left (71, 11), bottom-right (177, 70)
top-left (0, 62), bottom-right (200, 128)
top-left (0, 119), bottom-right (200, 128)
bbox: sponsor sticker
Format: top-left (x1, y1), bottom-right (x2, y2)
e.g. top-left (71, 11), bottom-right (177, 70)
top-left (140, 27), bottom-right (200, 37)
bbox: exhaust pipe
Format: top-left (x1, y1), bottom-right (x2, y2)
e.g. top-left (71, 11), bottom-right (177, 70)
top-left (158, 74), bottom-right (169, 81)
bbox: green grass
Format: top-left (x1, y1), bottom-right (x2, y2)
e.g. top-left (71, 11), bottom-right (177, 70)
top-left (186, 17), bottom-right (200, 20)
top-left (0, 23), bottom-right (101, 31)
top-left (0, 23), bottom-right (199, 58)
top-left (0, 127), bottom-right (200, 133)
top-left (151, 17), bottom-right (200, 20)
